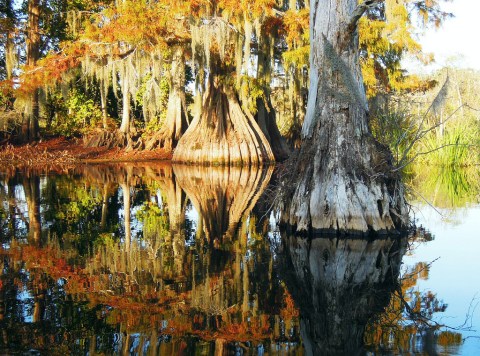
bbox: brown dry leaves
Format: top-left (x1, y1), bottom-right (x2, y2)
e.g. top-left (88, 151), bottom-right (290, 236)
top-left (0, 143), bottom-right (78, 172)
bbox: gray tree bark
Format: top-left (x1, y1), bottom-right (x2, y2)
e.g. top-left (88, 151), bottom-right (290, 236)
top-left (283, 0), bottom-right (408, 234)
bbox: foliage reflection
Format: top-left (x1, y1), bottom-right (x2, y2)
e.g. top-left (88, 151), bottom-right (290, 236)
top-left (0, 164), bottom-right (466, 354)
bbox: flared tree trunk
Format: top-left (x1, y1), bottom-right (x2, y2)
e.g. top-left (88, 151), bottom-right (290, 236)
top-left (173, 72), bottom-right (275, 165)
top-left (146, 47), bottom-right (188, 152)
top-left (283, 0), bottom-right (408, 234)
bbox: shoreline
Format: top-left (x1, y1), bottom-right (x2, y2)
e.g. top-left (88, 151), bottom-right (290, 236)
top-left (0, 137), bottom-right (172, 172)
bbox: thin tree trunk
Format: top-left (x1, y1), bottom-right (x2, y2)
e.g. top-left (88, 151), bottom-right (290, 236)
top-left (121, 182), bottom-right (131, 252)
top-left (6, 27), bottom-right (15, 81)
top-left (7, 177), bottom-right (18, 239)
top-left (283, 0), bottom-right (408, 234)
top-left (100, 79), bottom-right (108, 129)
top-left (255, 35), bottom-right (290, 161)
top-left (23, 0), bottom-right (41, 142)
top-left (146, 47), bottom-right (188, 152)
top-left (120, 65), bottom-right (130, 134)
top-left (100, 184), bottom-right (110, 230)
top-left (23, 174), bottom-right (42, 244)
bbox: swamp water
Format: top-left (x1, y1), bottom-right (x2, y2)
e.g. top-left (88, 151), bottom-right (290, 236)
top-left (0, 163), bottom-right (478, 355)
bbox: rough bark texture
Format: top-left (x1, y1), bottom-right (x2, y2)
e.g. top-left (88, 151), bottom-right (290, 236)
top-left (145, 47), bottom-right (188, 152)
top-left (280, 235), bottom-right (407, 355)
top-left (282, 0), bottom-right (408, 234)
top-left (172, 75), bottom-right (275, 165)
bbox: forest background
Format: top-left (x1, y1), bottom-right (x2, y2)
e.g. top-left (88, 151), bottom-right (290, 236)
top-left (0, 0), bottom-right (478, 170)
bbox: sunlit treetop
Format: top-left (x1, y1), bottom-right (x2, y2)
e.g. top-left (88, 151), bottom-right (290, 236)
top-left (188, 0), bottom-right (278, 72)
top-left (82, 0), bottom-right (190, 53)
top-left (281, 7), bottom-right (309, 68)
top-left (359, 0), bottom-right (452, 97)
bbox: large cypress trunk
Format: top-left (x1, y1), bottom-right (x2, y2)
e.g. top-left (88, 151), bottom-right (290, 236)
top-left (283, 0), bottom-right (408, 234)
top-left (172, 71), bottom-right (275, 165)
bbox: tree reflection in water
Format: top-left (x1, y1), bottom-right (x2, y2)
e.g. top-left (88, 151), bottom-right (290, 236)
top-left (0, 164), bottom-right (303, 354)
top-left (0, 165), bottom-right (464, 354)
top-left (279, 234), bottom-right (407, 355)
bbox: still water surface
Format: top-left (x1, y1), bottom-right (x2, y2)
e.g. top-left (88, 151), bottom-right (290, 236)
top-left (0, 164), bottom-right (478, 355)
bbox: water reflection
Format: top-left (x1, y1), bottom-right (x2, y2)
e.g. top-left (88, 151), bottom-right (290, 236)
top-left (407, 164), bottom-right (480, 210)
top-left (0, 164), bottom-right (303, 354)
top-left (279, 234), bottom-right (407, 355)
top-left (0, 164), bottom-right (468, 354)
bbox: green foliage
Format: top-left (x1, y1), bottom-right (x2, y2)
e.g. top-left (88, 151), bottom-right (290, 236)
top-left (49, 89), bottom-right (103, 137)
top-left (407, 164), bottom-right (480, 209)
top-left (0, 82), bottom-right (14, 109)
top-left (282, 46), bottom-right (309, 69)
top-left (94, 232), bottom-right (117, 248)
top-left (136, 201), bottom-right (169, 240)
top-left (359, 0), bottom-right (451, 97)
top-left (370, 108), bottom-right (417, 164)
top-left (56, 185), bottom-right (102, 224)
top-left (416, 121), bottom-right (479, 167)
top-left (238, 76), bottom-right (266, 115)
top-left (372, 68), bottom-right (480, 170)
